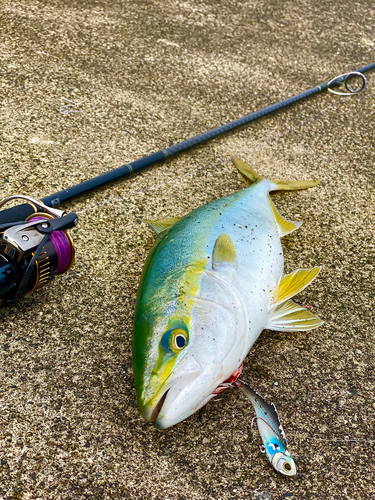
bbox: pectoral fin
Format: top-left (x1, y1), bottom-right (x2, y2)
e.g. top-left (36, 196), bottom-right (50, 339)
top-left (212, 234), bottom-right (237, 268)
top-left (267, 300), bottom-right (324, 332)
top-left (144, 217), bottom-right (181, 237)
top-left (272, 267), bottom-right (321, 306)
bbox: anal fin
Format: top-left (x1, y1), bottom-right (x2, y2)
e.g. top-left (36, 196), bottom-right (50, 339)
top-left (268, 195), bottom-right (301, 237)
top-left (267, 300), bottom-right (324, 332)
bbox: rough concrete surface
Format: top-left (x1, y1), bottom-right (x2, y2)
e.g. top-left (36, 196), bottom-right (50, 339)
top-left (0, 0), bottom-right (374, 499)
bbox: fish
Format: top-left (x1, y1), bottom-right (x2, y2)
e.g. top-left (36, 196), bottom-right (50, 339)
top-left (235, 380), bottom-right (297, 476)
top-left (133, 158), bottom-right (323, 430)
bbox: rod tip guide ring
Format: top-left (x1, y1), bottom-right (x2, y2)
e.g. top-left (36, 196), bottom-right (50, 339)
top-left (327, 71), bottom-right (366, 96)
top-left (345, 71), bottom-right (366, 93)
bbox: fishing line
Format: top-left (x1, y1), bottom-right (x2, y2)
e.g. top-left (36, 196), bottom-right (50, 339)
top-left (249, 430), bottom-right (375, 445)
top-left (292, 435), bottom-right (375, 444)
top-left (75, 96), bottom-right (345, 216)
top-left (27, 216), bottom-right (74, 274)
top-left (1, 64), bottom-right (373, 307)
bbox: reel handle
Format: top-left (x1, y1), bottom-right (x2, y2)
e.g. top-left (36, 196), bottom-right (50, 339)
top-left (36, 212), bottom-right (79, 233)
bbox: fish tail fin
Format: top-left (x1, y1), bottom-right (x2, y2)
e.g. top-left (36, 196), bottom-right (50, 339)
top-left (269, 178), bottom-right (321, 191)
top-left (231, 157), bottom-right (263, 184)
top-left (231, 157), bottom-right (320, 191)
top-left (266, 267), bottom-right (324, 332)
top-left (267, 300), bottom-right (324, 332)
top-left (272, 267), bottom-right (322, 306)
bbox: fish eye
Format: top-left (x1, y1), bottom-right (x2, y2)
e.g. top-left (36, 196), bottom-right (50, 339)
top-left (173, 330), bottom-right (187, 350)
top-left (175, 335), bottom-right (186, 349)
top-left (161, 325), bottom-right (189, 353)
top-left (283, 462), bottom-right (292, 472)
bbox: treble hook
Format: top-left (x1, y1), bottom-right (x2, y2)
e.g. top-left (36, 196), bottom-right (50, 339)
top-left (327, 71), bottom-right (366, 96)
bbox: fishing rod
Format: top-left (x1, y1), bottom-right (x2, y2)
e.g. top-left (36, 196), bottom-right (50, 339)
top-left (0, 62), bottom-right (374, 307)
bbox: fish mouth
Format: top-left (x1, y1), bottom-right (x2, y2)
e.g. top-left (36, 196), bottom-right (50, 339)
top-left (147, 366), bottom-right (243, 429)
top-left (142, 356), bottom-right (202, 428)
top-left (149, 389), bottom-right (169, 424)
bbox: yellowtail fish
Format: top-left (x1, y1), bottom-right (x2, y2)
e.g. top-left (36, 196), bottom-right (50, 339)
top-left (133, 158), bottom-right (323, 435)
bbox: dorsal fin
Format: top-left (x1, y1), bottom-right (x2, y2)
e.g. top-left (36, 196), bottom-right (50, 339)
top-left (271, 267), bottom-right (322, 306)
top-left (212, 234), bottom-right (237, 268)
top-left (267, 300), bottom-right (324, 332)
top-left (268, 195), bottom-right (302, 237)
top-left (143, 217), bottom-right (181, 237)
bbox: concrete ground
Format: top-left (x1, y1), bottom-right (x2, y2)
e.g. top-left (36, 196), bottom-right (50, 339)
top-left (1, 0), bottom-right (375, 498)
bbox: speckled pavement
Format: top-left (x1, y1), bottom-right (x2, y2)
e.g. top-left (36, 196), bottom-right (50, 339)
top-left (1, 1), bottom-right (375, 499)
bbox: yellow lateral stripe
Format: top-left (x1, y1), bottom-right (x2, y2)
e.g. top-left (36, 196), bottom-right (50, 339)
top-left (268, 300), bottom-right (324, 332)
top-left (272, 267), bottom-right (322, 306)
top-left (268, 195), bottom-right (301, 237)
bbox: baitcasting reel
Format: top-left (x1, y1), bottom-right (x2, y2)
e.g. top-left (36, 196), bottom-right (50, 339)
top-left (0, 195), bottom-right (78, 307)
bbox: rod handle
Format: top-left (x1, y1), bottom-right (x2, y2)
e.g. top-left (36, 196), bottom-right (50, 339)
top-left (0, 204), bottom-right (36, 225)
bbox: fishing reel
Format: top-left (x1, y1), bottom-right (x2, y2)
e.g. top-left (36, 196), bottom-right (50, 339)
top-left (0, 195), bottom-right (78, 307)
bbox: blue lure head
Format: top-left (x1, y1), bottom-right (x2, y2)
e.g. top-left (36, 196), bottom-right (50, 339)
top-left (236, 381), bottom-right (297, 477)
top-left (256, 417), bottom-right (297, 476)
